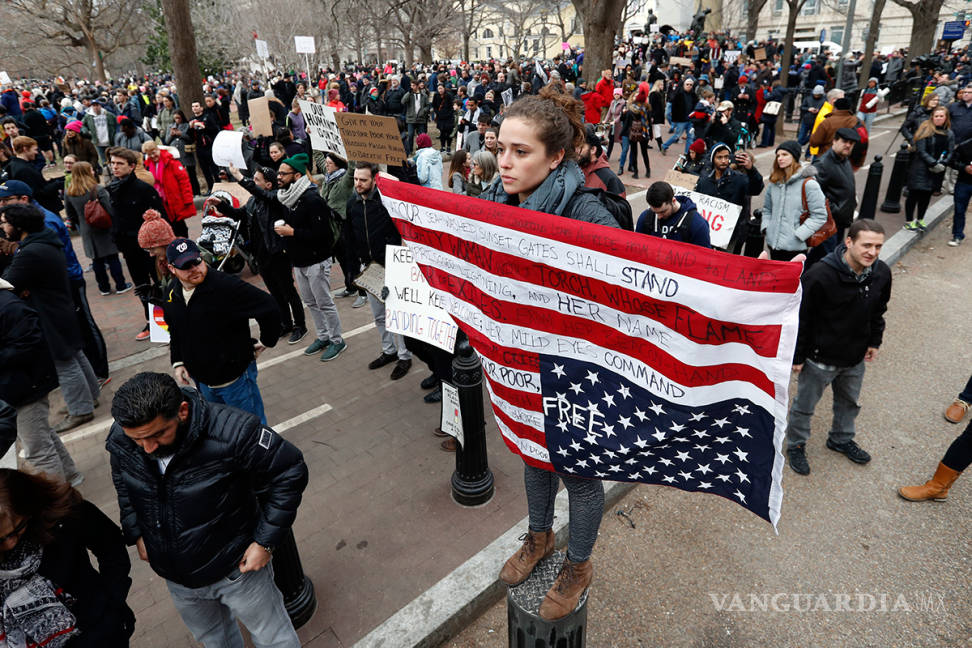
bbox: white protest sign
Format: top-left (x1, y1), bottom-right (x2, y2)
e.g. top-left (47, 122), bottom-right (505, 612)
top-left (255, 39), bottom-right (269, 59)
top-left (298, 100), bottom-right (347, 158)
top-left (670, 187), bottom-right (742, 249)
top-left (384, 245), bottom-right (458, 353)
top-left (149, 303), bottom-right (170, 344)
top-left (501, 88), bottom-right (513, 106)
top-left (294, 36), bottom-right (315, 54)
top-left (649, 23), bottom-right (659, 33)
top-left (0, 72), bottom-right (10, 85)
top-left (723, 50), bottom-right (741, 63)
top-left (211, 130), bottom-right (246, 169)
top-left (440, 382), bottom-right (464, 448)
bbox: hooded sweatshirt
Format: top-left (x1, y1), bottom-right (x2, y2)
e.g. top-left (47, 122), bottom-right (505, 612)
top-left (635, 195), bottom-right (711, 248)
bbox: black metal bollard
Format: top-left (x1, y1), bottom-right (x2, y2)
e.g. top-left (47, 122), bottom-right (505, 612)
top-left (880, 143), bottom-right (911, 213)
top-left (272, 528), bottom-right (317, 628)
top-left (508, 551), bottom-right (588, 648)
top-left (450, 339), bottom-right (495, 506)
top-left (858, 155), bottom-right (883, 221)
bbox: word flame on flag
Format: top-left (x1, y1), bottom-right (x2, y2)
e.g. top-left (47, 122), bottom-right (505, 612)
top-left (378, 177), bottom-right (803, 529)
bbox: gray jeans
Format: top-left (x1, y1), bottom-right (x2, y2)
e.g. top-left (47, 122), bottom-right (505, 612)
top-left (293, 260), bottom-right (343, 344)
top-left (53, 349), bottom-right (99, 416)
top-left (786, 359), bottom-right (865, 450)
top-left (524, 463), bottom-right (604, 562)
top-left (165, 562), bottom-right (299, 648)
top-left (368, 293), bottom-right (411, 360)
top-left (16, 397), bottom-right (79, 481)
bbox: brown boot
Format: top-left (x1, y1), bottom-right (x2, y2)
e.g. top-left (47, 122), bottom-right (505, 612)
top-left (898, 462), bottom-right (962, 502)
top-left (499, 530), bottom-right (554, 586)
top-left (538, 557), bottom-right (593, 620)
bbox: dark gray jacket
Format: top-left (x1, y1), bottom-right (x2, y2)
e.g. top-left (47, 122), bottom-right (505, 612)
top-left (908, 130), bottom-right (954, 193)
top-left (812, 149), bottom-right (857, 228)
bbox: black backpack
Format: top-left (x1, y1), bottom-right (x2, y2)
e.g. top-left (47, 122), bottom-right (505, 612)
top-left (565, 187), bottom-right (634, 230)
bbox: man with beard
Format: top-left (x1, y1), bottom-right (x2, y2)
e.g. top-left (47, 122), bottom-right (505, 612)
top-left (694, 143), bottom-right (763, 254)
top-left (577, 125), bottom-right (625, 196)
top-left (161, 238), bottom-right (280, 424)
top-left (107, 371), bottom-right (307, 647)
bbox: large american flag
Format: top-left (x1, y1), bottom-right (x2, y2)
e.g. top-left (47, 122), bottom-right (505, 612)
top-left (378, 178), bottom-right (802, 528)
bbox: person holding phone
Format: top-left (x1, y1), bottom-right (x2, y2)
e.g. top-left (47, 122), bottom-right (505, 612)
top-left (694, 143), bottom-right (764, 255)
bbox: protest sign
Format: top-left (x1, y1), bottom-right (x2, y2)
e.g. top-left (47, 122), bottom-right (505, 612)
top-left (334, 112), bottom-right (407, 165)
top-left (664, 169), bottom-right (699, 190)
top-left (649, 23), bottom-right (659, 33)
top-left (754, 47), bottom-right (767, 61)
top-left (212, 130), bottom-right (246, 168)
top-left (149, 304), bottom-right (170, 344)
top-left (294, 36), bottom-right (315, 54)
top-left (384, 244), bottom-right (458, 353)
top-left (670, 56), bottom-right (694, 67)
top-left (440, 382), bottom-right (464, 448)
top-left (670, 186), bottom-right (742, 249)
top-left (247, 96), bottom-right (273, 137)
top-left (255, 39), bottom-right (269, 59)
top-left (562, 42), bottom-right (571, 51)
top-left (298, 100), bottom-right (347, 158)
top-left (501, 88), bottom-right (513, 106)
top-left (353, 263), bottom-right (385, 300)
top-left (0, 72), bottom-right (10, 85)
top-left (723, 50), bottom-right (741, 63)
top-left (379, 178), bottom-right (803, 529)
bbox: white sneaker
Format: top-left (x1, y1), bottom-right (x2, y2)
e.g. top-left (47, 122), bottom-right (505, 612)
top-left (947, 238), bottom-right (962, 247)
top-left (352, 295), bottom-right (367, 308)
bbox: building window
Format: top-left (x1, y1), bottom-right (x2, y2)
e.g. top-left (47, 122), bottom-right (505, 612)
top-left (498, 25), bottom-right (504, 36)
top-left (487, 46), bottom-right (493, 58)
top-left (802, 0), bottom-right (817, 15)
top-left (533, 39), bottom-right (540, 52)
top-left (473, 47), bottom-right (479, 59)
top-left (830, 26), bottom-right (843, 44)
top-left (483, 28), bottom-right (494, 39)
top-left (525, 28), bottom-right (532, 36)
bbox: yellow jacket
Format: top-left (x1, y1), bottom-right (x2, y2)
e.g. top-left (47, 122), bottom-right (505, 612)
top-left (808, 101), bottom-right (833, 156)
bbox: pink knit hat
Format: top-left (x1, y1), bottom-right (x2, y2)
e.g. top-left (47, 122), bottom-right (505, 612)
top-left (137, 209), bottom-right (176, 249)
top-left (64, 120), bottom-right (83, 133)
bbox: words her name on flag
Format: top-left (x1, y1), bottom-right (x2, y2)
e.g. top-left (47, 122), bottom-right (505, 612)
top-left (378, 178), bottom-right (801, 527)
top-left (384, 244), bottom-right (458, 352)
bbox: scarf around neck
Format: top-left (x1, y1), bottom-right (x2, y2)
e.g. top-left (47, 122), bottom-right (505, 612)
top-left (276, 174), bottom-right (312, 209)
top-left (481, 160), bottom-right (584, 216)
top-left (0, 541), bottom-right (78, 648)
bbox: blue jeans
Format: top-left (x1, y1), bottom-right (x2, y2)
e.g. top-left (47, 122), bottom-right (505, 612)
top-left (797, 120), bottom-right (813, 149)
top-left (787, 359), bottom-right (866, 450)
top-left (953, 181), bottom-right (971, 241)
top-left (662, 121), bottom-right (691, 153)
top-left (198, 361), bottom-right (267, 425)
top-left (166, 562), bottom-right (299, 648)
top-left (617, 136), bottom-right (630, 171)
top-left (405, 122), bottom-right (426, 155)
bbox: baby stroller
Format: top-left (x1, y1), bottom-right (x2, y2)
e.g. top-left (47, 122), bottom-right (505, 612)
top-left (198, 191), bottom-right (257, 275)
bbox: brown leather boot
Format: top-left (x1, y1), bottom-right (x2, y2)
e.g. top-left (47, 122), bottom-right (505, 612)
top-left (499, 530), bottom-right (554, 586)
top-left (898, 463), bottom-right (962, 502)
top-left (538, 557), bottom-right (593, 620)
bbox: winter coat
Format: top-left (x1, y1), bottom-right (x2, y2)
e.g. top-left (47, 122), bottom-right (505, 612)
top-left (162, 268), bottom-right (280, 385)
top-left (214, 177), bottom-right (289, 262)
top-left (106, 388), bottom-right (308, 589)
top-left (800, 95), bottom-right (825, 127)
top-left (1, 228), bottom-right (81, 361)
top-left (277, 185), bottom-right (334, 267)
top-left (61, 134), bottom-right (100, 170)
top-left (582, 154), bottom-right (626, 196)
top-left (38, 499), bottom-right (135, 647)
top-left (347, 185), bottom-right (401, 266)
top-left (163, 122), bottom-right (196, 167)
top-left (65, 185), bottom-right (118, 259)
top-left (948, 100), bottom-right (972, 142)
top-left (414, 147), bottom-right (443, 189)
top-left (0, 278), bottom-right (58, 407)
top-left (113, 127), bottom-right (152, 152)
top-left (812, 149), bottom-right (857, 227)
top-left (81, 110), bottom-right (116, 147)
top-left (145, 149), bottom-right (196, 222)
top-left (809, 109), bottom-right (859, 156)
top-left (908, 130), bottom-right (954, 193)
top-left (106, 171), bottom-right (167, 241)
top-left (793, 243), bottom-right (892, 367)
top-left (23, 109), bottom-right (52, 145)
top-left (635, 195), bottom-right (710, 247)
top-left (900, 106), bottom-right (932, 145)
top-left (4, 157), bottom-right (63, 214)
top-left (319, 168), bottom-right (354, 219)
top-left (694, 160), bottom-right (763, 224)
top-left (432, 92), bottom-right (455, 130)
top-left (761, 164), bottom-right (828, 252)
top-left (405, 91), bottom-right (431, 124)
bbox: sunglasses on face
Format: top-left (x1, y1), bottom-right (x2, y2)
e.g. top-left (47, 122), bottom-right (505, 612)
top-left (174, 258), bottom-right (202, 270)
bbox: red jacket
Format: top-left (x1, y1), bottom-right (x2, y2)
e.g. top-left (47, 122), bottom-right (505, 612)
top-left (145, 149), bottom-right (196, 222)
top-left (595, 77), bottom-right (615, 107)
top-left (581, 91), bottom-right (607, 124)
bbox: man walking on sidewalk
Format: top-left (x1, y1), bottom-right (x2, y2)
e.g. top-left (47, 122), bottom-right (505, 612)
top-left (786, 219), bottom-right (892, 475)
top-left (108, 371), bottom-right (307, 648)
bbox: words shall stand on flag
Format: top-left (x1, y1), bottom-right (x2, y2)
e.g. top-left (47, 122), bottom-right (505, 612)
top-left (378, 178), bottom-right (803, 529)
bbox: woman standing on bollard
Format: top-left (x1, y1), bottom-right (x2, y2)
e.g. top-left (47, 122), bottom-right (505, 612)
top-left (904, 106), bottom-right (954, 232)
top-left (481, 85), bottom-right (617, 621)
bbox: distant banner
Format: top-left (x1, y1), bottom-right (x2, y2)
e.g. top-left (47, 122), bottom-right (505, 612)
top-left (384, 245), bottom-right (458, 352)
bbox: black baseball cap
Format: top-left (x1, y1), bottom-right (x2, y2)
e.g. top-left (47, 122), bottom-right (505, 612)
top-left (166, 238), bottom-right (202, 269)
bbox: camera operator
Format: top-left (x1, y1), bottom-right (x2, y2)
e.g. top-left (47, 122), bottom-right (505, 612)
top-left (694, 143), bottom-right (763, 255)
top-left (703, 100), bottom-right (743, 151)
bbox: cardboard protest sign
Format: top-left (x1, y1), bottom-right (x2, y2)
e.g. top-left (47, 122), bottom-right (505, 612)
top-left (723, 50), bottom-right (741, 63)
top-left (212, 131), bottom-right (246, 168)
top-left (670, 186), bottom-right (742, 249)
top-left (298, 100), bottom-right (347, 158)
top-left (384, 244), bottom-right (458, 352)
top-left (754, 47), bottom-right (767, 61)
top-left (353, 262), bottom-right (385, 300)
top-left (247, 96), bottom-right (273, 137)
top-left (664, 169), bottom-right (699, 191)
top-left (670, 56), bottom-right (694, 67)
top-left (334, 113), bottom-right (407, 165)
top-left (209, 181), bottom-right (256, 206)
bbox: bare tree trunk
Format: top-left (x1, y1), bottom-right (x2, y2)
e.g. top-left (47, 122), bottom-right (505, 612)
top-left (160, 0), bottom-right (203, 107)
top-left (571, 0), bottom-right (626, 82)
top-left (86, 39), bottom-right (107, 82)
top-left (858, 0), bottom-right (887, 88)
top-left (777, 0), bottom-right (805, 135)
top-left (746, 0), bottom-right (767, 42)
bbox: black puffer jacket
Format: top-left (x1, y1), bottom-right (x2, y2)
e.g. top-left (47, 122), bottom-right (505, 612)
top-left (106, 388), bottom-right (308, 589)
top-left (812, 149), bottom-right (857, 227)
top-left (347, 185), bottom-right (401, 266)
top-left (0, 280), bottom-right (58, 408)
top-left (793, 244), bottom-right (892, 367)
top-left (1, 228), bottom-right (82, 361)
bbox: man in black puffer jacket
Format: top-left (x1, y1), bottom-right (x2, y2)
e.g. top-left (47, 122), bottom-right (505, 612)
top-left (107, 372), bottom-right (307, 647)
top-left (785, 219), bottom-right (892, 477)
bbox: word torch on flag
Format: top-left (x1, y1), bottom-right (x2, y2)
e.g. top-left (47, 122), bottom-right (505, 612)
top-left (378, 177), bottom-right (803, 530)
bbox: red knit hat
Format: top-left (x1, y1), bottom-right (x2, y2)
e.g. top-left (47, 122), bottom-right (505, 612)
top-left (138, 209), bottom-right (176, 249)
top-left (689, 139), bottom-right (707, 154)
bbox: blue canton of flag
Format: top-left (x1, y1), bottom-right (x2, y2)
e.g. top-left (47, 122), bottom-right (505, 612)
top-left (540, 355), bottom-right (775, 522)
